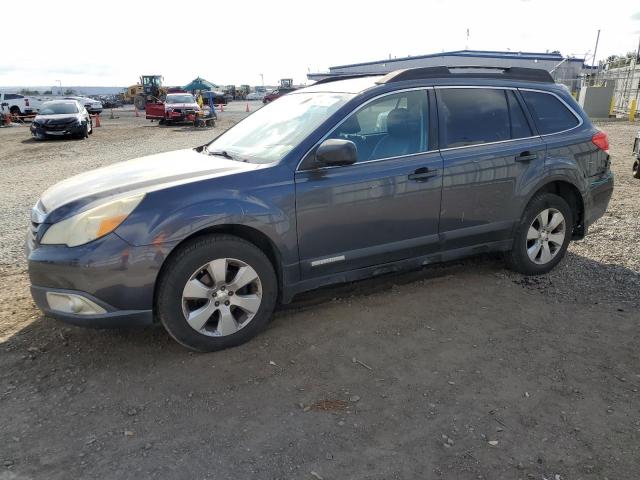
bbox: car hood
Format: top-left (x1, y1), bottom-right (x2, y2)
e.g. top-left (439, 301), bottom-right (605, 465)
top-left (34, 113), bottom-right (81, 123)
top-left (39, 148), bottom-right (259, 218)
top-left (165, 102), bottom-right (199, 109)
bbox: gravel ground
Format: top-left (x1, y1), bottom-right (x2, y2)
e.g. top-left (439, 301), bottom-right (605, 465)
top-left (0, 112), bottom-right (639, 479)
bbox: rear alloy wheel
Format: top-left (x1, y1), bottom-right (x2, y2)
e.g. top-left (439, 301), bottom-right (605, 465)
top-left (525, 208), bottom-right (566, 265)
top-left (157, 234), bottom-right (277, 352)
top-left (507, 193), bottom-right (573, 275)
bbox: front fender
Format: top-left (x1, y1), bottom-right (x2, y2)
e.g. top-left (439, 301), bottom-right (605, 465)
top-left (114, 178), bottom-right (298, 268)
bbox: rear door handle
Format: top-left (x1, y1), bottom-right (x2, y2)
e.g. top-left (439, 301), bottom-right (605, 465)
top-left (408, 167), bottom-right (438, 181)
top-left (515, 151), bottom-right (538, 162)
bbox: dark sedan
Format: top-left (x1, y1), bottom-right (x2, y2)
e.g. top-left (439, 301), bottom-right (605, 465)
top-left (30, 100), bottom-right (93, 139)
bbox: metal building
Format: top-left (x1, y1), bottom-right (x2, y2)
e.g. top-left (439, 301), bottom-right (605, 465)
top-left (307, 50), bottom-right (587, 85)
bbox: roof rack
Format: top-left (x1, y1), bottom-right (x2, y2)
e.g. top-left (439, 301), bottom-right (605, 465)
top-left (312, 73), bottom-right (383, 85)
top-left (376, 66), bottom-right (554, 84)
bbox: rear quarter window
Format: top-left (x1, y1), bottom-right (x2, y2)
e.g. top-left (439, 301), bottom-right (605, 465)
top-left (520, 90), bottom-right (580, 135)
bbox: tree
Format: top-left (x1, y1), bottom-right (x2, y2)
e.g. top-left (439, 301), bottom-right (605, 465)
top-left (19, 88), bottom-right (40, 95)
top-left (63, 88), bottom-right (76, 95)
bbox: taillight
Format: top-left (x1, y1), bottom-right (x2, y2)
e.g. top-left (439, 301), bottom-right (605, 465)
top-left (592, 131), bottom-right (609, 152)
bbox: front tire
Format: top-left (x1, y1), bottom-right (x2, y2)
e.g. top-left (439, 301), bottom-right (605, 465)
top-left (506, 193), bottom-right (573, 275)
top-left (156, 234), bottom-right (278, 352)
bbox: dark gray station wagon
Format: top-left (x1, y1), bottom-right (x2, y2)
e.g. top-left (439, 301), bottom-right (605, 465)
top-left (27, 66), bottom-right (614, 351)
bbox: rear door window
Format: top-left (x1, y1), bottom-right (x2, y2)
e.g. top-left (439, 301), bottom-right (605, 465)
top-left (520, 90), bottom-right (580, 135)
top-left (437, 88), bottom-right (536, 148)
top-left (438, 88), bottom-right (511, 148)
top-left (506, 90), bottom-right (533, 139)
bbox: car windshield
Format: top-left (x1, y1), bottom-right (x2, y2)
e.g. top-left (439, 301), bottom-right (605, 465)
top-left (39, 103), bottom-right (78, 115)
top-left (206, 92), bottom-right (354, 163)
top-left (166, 95), bottom-right (195, 104)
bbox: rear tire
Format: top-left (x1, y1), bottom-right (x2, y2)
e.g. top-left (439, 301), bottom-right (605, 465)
top-left (506, 193), bottom-right (573, 275)
top-left (633, 159), bottom-right (640, 179)
top-left (156, 234), bottom-right (278, 352)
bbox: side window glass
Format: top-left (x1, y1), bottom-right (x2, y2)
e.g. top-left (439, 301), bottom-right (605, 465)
top-left (506, 90), bottom-right (533, 139)
top-left (438, 88), bottom-right (510, 148)
top-left (328, 90), bottom-right (428, 162)
top-left (520, 90), bottom-right (579, 135)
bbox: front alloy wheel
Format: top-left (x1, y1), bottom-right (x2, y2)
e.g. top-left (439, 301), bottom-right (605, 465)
top-left (157, 234), bottom-right (277, 352)
top-left (182, 258), bottom-right (262, 336)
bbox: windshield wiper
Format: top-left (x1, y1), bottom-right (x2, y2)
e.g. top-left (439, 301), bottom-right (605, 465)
top-left (208, 150), bottom-right (234, 160)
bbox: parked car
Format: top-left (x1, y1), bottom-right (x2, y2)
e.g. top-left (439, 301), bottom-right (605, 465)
top-left (27, 67), bottom-right (613, 352)
top-left (199, 90), bottom-right (227, 105)
top-left (99, 96), bottom-right (122, 109)
top-left (262, 87), bottom-right (297, 103)
top-left (633, 130), bottom-right (640, 178)
top-left (0, 92), bottom-right (43, 115)
top-left (30, 100), bottom-right (92, 139)
top-left (246, 91), bottom-right (265, 101)
top-left (63, 96), bottom-right (103, 114)
top-left (145, 93), bottom-right (201, 124)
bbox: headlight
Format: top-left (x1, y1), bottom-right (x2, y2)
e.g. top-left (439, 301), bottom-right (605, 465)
top-left (41, 193), bottom-right (145, 247)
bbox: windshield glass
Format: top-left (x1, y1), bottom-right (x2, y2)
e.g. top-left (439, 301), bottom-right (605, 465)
top-left (207, 92), bottom-right (354, 163)
top-left (166, 95), bottom-right (195, 104)
top-left (39, 103), bottom-right (78, 115)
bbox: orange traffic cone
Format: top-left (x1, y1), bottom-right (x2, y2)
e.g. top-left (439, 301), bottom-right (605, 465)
top-left (94, 114), bottom-right (101, 127)
top-left (245, 103), bottom-right (250, 113)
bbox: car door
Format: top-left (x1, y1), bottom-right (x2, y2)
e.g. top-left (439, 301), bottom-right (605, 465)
top-left (435, 86), bottom-right (546, 251)
top-left (294, 88), bottom-right (443, 278)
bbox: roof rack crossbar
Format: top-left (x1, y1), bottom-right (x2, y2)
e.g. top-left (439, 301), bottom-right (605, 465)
top-left (376, 66), bottom-right (554, 84)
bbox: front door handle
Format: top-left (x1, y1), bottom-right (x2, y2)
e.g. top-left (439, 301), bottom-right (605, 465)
top-left (515, 151), bottom-right (538, 162)
top-left (408, 167), bottom-right (438, 181)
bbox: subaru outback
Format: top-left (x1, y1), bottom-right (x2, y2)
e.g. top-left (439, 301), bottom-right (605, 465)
top-left (26, 66), bottom-right (614, 351)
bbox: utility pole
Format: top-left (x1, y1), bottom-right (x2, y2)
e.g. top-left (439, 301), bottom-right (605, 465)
top-left (635, 35), bottom-right (640, 104)
top-left (591, 29), bottom-right (600, 69)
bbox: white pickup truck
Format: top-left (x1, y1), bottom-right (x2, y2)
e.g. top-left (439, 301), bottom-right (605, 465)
top-left (0, 92), bottom-right (44, 116)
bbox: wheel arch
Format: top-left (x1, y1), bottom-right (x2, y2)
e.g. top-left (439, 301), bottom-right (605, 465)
top-left (153, 224), bottom-right (284, 314)
top-left (525, 180), bottom-right (585, 239)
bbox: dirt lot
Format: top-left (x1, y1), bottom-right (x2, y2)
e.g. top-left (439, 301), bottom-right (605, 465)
top-left (0, 108), bottom-right (639, 480)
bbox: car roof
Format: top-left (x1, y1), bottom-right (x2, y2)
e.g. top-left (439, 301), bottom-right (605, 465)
top-left (302, 76), bottom-right (380, 94)
top-left (43, 99), bottom-right (80, 105)
top-left (302, 67), bottom-right (560, 95)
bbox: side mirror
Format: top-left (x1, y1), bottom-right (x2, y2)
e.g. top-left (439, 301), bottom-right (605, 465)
top-left (316, 139), bottom-right (357, 167)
